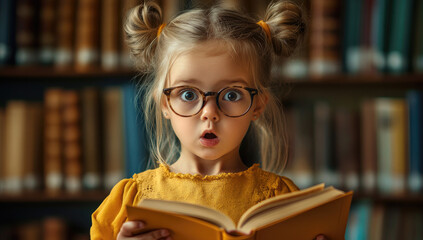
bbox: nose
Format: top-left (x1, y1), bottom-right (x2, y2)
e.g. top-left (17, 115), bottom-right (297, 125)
top-left (200, 98), bottom-right (220, 122)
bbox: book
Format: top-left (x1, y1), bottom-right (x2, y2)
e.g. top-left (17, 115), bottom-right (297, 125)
top-left (407, 91), bottom-right (423, 192)
top-left (413, 0), bottom-right (423, 72)
top-left (55, 0), bottom-right (75, 67)
top-left (0, 108), bottom-right (4, 192)
top-left (370, 0), bottom-right (391, 73)
top-left (38, 0), bottom-right (56, 65)
top-left (101, 0), bottom-right (120, 69)
top-left (81, 87), bottom-right (102, 190)
top-left (15, 0), bottom-right (39, 65)
top-left (126, 184), bottom-right (353, 240)
top-left (0, 0), bottom-right (16, 65)
top-left (102, 87), bottom-right (126, 190)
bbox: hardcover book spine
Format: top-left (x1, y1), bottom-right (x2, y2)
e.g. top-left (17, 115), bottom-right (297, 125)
top-left (0, 109), bottom-right (4, 192)
top-left (62, 90), bottom-right (82, 193)
top-left (81, 88), bottom-right (102, 190)
top-left (23, 103), bottom-right (43, 191)
top-left (407, 91), bottom-right (423, 192)
top-left (44, 89), bottom-right (64, 193)
top-left (55, 0), bottom-right (75, 67)
top-left (3, 101), bottom-right (27, 193)
top-left (120, 0), bottom-right (138, 68)
top-left (101, 0), bottom-right (120, 69)
top-left (39, 0), bottom-right (56, 65)
top-left (360, 99), bottom-right (378, 192)
top-left (103, 87), bottom-right (125, 190)
top-left (390, 99), bottom-right (407, 193)
top-left (309, 0), bottom-right (341, 78)
top-left (370, 0), bottom-right (391, 73)
top-left (412, 0), bottom-right (423, 72)
top-left (15, 0), bottom-right (39, 65)
top-left (0, 0), bottom-right (16, 65)
top-left (343, 0), bottom-right (363, 73)
top-left (75, 0), bottom-right (100, 70)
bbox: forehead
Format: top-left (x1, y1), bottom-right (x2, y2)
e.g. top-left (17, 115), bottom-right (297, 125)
top-left (167, 41), bottom-right (253, 88)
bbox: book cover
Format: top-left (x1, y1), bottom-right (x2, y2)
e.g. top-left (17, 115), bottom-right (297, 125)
top-left (0, 108), bottom-right (4, 192)
top-left (370, 0), bottom-right (391, 73)
top-left (343, 0), bottom-right (363, 74)
top-left (102, 87), bottom-right (126, 190)
top-left (126, 184), bottom-right (353, 240)
top-left (390, 99), bottom-right (407, 193)
top-left (15, 0), bottom-right (39, 65)
top-left (120, 0), bottom-right (138, 68)
top-left (81, 87), bottom-right (102, 190)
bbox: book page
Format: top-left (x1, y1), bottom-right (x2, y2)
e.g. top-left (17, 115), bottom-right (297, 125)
top-left (238, 187), bottom-right (345, 233)
top-left (139, 199), bottom-right (236, 231)
top-left (238, 183), bottom-right (325, 226)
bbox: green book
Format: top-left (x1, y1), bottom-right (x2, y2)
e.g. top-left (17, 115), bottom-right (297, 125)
top-left (386, 0), bottom-right (414, 73)
top-left (413, 0), bottom-right (423, 72)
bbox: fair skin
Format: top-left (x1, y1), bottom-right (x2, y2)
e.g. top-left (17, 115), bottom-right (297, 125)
top-left (117, 41), bottom-right (327, 240)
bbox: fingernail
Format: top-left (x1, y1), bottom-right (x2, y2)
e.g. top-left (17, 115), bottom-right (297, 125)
top-left (316, 236), bottom-right (324, 240)
top-left (161, 229), bottom-right (170, 236)
top-left (137, 222), bottom-right (145, 228)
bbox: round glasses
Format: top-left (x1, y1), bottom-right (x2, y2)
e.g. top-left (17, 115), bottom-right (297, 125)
top-left (163, 86), bottom-right (258, 117)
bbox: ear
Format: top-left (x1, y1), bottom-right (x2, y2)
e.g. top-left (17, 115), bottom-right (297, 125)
top-left (161, 97), bottom-right (171, 119)
top-left (252, 91), bottom-right (269, 120)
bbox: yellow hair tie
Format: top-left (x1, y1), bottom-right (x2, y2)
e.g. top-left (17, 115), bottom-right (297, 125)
top-left (157, 23), bottom-right (166, 38)
top-left (257, 20), bottom-right (271, 40)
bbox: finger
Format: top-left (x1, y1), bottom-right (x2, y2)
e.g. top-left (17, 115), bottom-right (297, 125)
top-left (314, 234), bottom-right (327, 240)
top-left (120, 221), bottom-right (145, 237)
top-left (145, 229), bottom-right (170, 240)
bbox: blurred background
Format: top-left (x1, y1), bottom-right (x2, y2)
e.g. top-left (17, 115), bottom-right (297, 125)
top-left (0, 0), bottom-right (422, 239)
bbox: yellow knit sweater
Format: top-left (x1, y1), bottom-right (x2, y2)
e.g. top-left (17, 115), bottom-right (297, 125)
top-left (90, 164), bottom-right (299, 240)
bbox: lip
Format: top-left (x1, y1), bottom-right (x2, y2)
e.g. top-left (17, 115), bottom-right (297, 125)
top-left (200, 130), bottom-right (219, 147)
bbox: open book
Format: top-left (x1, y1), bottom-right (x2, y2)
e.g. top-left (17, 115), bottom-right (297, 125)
top-left (126, 184), bottom-right (353, 240)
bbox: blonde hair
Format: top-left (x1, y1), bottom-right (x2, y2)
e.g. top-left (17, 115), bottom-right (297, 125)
top-left (125, 1), bottom-right (305, 173)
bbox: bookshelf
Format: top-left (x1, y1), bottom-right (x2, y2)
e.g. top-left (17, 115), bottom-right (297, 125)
top-left (1, 0), bottom-right (423, 239)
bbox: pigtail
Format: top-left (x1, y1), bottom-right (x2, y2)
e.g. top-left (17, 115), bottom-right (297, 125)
top-left (263, 1), bottom-right (306, 57)
top-left (124, 1), bottom-right (163, 72)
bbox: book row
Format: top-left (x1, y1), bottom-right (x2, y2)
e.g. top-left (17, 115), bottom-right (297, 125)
top-left (0, 217), bottom-right (89, 240)
top-left (283, 91), bottom-right (423, 194)
top-left (0, 84), bottom-right (149, 194)
top-left (345, 201), bottom-right (423, 240)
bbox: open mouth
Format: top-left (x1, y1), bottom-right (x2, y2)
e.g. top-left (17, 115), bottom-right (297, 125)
top-left (203, 133), bottom-right (217, 139)
top-left (200, 131), bottom-right (219, 147)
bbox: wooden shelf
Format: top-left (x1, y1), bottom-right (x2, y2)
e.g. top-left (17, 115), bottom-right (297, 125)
top-left (352, 192), bottom-right (423, 204)
top-left (0, 66), bottom-right (137, 79)
top-left (0, 190), bottom-right (108, 203)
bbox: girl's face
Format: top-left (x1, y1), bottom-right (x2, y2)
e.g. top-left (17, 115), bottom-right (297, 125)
top-left (162, 41), bottom-right (266, 164)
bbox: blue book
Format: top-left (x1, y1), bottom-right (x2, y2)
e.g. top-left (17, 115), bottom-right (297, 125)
top-left (345, 201), bottom-right (371, 240)
top-left (123, 83), bottom-right (149, 178)
top-left (407, 91), bottom-right (423, 192)
top-left (343, 0), bottom-right (363, 73)
top-left (371, 0), bottom-right (391, 73)
top-left (0, 0), bottom-right (16, 65)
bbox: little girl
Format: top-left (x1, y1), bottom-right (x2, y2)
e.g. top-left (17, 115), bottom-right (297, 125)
top-left (91, 1), bottom-right (326, 240)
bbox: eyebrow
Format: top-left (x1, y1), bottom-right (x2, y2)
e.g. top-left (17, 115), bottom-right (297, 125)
top-left (173, 78), bottom-right (249, 86)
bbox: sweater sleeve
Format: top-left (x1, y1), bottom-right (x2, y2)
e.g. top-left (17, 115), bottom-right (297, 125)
top-left (274, 176), bottom-right (300, 196)
top-left (90, 178), bottom-right (140, 240)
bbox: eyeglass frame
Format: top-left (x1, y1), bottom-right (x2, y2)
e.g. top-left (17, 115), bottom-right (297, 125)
top-left (162, 85), bottom-right (259, 118)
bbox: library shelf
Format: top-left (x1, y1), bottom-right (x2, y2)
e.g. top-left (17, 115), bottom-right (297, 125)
top-left (0, 191), bottom-right (108, 203)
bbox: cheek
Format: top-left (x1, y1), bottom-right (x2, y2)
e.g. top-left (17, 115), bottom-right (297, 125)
top-left (169, 117), bottom-right (196, 141)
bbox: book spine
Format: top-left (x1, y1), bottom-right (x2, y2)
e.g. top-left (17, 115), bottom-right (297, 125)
top-left (120, 0), bottom-right (138, 68)
top-left (313, 101), bottom-right (337, 187)
top-left (0, 0), bottom-right (16, 65)
top-left (3, 101), bottom-right (27, 193)
top-left (23, 103), bottom-right (43, 191)
top-left (334, 108), bottom-right (360, 191)
top-left (407, 91), bottom-right (423, 192)
top-left (370, 0), bottom-right (391, 73)
top-left (375, 98), bottom-right (394, 193)
top-left (360, 0), bottom-right (377, 73)
top-left (386, 0), bottom-right (414, 73)
top-left (103, 87), bottom-right (125, 190)
top-left (55, 0), bottom-right (76, 67)
top-left (75, 0), bottom-right (100, 70)
top-left (44, 89), bottom-right (64, 193)
top-left (412, 0), bottom-right (423, 72)
top-left (360, 99), bottom-right (378, 192)
top-left (309, 0), bottom-right (341, 78)
top-left (343, 0), bottom-right (363, 73)
top-left (81, 88), bottom-right (102, 190)
top-left (15, 0), bottom-right (39, 65)
top-left (39, 0), bottom-right (56, 65)
top-left (62, 90), bottom-right (82, 193)
top-left (0, 108), bottom-right (4, 193)
top-left (390, 99), bottom-right (408, 193)
top-left (101, 0), bottom-right (120, 69)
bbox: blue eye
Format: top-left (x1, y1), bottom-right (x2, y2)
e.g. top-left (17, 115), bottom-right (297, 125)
top-left (223, 90), bottom-right (242, 102)
top-left (179, 89), bottom-right (199, 102)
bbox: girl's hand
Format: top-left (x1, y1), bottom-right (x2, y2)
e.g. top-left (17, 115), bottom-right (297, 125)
top-left (314, 234), bottom-right (328, 240)
top-left (117, 221), bottom-right (172, 240)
